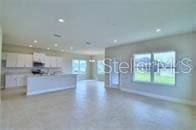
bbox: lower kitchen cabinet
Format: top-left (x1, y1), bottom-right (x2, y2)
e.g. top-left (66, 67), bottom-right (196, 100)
top-left (5, 74), bottom-right (29, 88)
top-left (5, 75), bottom-right (17, 88)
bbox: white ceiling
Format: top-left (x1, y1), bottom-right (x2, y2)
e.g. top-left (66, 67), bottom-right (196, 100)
top-left (1, 0), bottom-right (196, 55)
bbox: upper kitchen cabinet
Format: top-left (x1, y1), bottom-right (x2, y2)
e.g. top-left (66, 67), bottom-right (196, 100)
top-left (24, 54), bottom-right (33, 67)
top-left (33, 52), bottom-right (46, 63)
top-left (56, 57), bottom-right (64, 68)
top-left (6, 53), bottom-right (33, 67)
top-left (6, 52), bottom-right (61, 68)
top-left (45, 56), bottom-right (63, 68)
top-left (16, 54), bottom-right (25, 67)
top-left (6, 53), bottom-right (17, 67)
top-left (16, 54), bottom-right (33, 67)
top-left (46, 56), bottom-right (57, 68)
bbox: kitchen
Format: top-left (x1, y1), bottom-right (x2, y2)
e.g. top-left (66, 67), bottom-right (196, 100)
top-left (1, 44), bottom-right (91, 96)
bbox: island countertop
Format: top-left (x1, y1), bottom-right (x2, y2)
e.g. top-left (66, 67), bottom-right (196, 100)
top-left (27, 74), bottom-right (77, 96)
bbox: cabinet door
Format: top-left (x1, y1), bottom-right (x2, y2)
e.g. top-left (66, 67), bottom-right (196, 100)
top-left (46, 56), bottom-right (56, 68)
top-left (33, 52), bottom-right (41, 62)
top-left (5, 75), bottom-right (17, 88)
top-left (25, 54), bottom-right (33, 67)
top-left (56, 57), bottom-right (63, 68)
top-left (47, 56), bottom-right (53, 67)
top-left (17, 75), bottom-right (26, 86)
top-left (52, 57), bottom-right (57, 67)
top-left (33, 53), bottom-right (46, 63)
top-left (45, 56), bottom-right (50, 67)
top-left (6, 53), bottom-right (17, 67)
top-left (16, 54), bottom-right (25, 67)
top-left (41, 54), bottom-right (46, 63)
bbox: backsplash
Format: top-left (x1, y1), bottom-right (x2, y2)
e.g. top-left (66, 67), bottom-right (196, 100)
top-left (6, 68), bottom-right (32, 74)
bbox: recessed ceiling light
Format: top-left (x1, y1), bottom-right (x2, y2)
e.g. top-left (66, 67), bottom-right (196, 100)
top-left (33, 40), bottom-right (38, 43)
top-left (58, 19), bottom-right (64, 23)
top-left (61, 49), bottom-right (65, 52)
top-left (29, 45), bottom-right (33, 48)
top-left (70, 46), bottom-right (73, 50)
top-left (114, 40), bottom-right (118, 43)
top-left (156, 28), bottom-right (161, 32)
top-left (54, 43), bottom-right (58, 47)
top-left (47, 48), bottom-right (50, 50)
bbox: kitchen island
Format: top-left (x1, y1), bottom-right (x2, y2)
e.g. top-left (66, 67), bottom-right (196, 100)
top-left (27, 74), bottom-right (77, 96)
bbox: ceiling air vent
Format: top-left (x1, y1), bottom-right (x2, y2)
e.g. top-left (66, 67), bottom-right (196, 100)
top-left (86, 42), bottom-right (92, 45)
top-left (53, 34), bottom-right (62, 38)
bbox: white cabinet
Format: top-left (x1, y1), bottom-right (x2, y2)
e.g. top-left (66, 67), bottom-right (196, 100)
top-left (51, 57), bottom-right (57, 67)
top-left (24, 54), bottom-right (33, 67)
top-left (45, 56), bottom-right (63, 68)
top-left (45, 56), bottom-right (51, 67)
top-left (5, 75), bottom-right (17, 88)
top-left (6, 53), bottom-right (17, 67)
top-left (6, 74), bottom-right (29, 88)
top-left (33, 52), bottom-right (46, 63)
top-left (16, 75), bottom-right (26, 86)
top-left (6, 52), bottom-right (62, 68)
top-left (6, 53), bottom-right (32, 67)
top-left (46, 56), bottom-right (57, 68)
top-left (56, 57), bottom-right (64, 68)
top-left (17, 54), bottom-right (25, 67)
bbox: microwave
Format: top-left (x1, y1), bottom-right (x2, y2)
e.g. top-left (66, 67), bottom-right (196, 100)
top-left (33, 62), bottom-right (45, 67)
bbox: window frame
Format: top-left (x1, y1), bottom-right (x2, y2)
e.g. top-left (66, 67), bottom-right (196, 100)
top-left (110, 58), bottom-right (120, 86)
top-left (72, 59), bottom-right (87, 74)
top-left (96, 60), bottom-right (105, 75)
top-left (133, 53), bottom-right (152, 83)
top-left (132, 51), bottom-right (176, 86)
top-left (79, 60), bottom-right (87, 74)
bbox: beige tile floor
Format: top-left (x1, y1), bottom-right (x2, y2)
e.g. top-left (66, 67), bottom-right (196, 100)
top-left (1, 80), bottom-right (196, 130)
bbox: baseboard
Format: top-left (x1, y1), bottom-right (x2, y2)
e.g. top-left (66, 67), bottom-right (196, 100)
top-left (120, 88), bottom-right (196, 106)
top-left (27, 85), bottom-right (76, 96)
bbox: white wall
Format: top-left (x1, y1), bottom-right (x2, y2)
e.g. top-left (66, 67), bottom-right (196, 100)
top-left (92, 55), bottom-right (105, 81)
top-left (105, 31), bottom-right (196, 103)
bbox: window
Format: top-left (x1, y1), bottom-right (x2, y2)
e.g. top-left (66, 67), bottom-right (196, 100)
top-left (97, 60), bottom-right (104, 74)
top-left (79, 60), bottom-right (87, 73)
top-left (133, 54), bottom-right (151, 82)
top-left (111, 58), bottom-right (120, 85)
top-left (72, 60), bottom-right (80, 74)
top-left (133, 51), bottom-right (176, 85)
top-left (153, 52), bottom-right (175, 85)
top-left (72, 60), bottom-right (87, 74)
